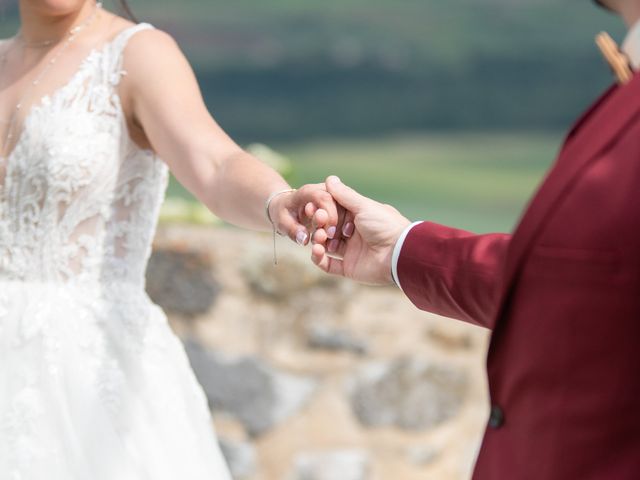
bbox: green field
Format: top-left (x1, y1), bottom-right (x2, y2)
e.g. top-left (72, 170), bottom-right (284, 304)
top-left (167, 131), bottom-right (562, 233)
top-left (1, 2), bottom-right (589, 232)
top-left (0, 1), bottom-right (619, 140)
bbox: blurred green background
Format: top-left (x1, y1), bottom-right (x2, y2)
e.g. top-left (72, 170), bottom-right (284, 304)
top-left (0, 0), bottom-right (624, 232)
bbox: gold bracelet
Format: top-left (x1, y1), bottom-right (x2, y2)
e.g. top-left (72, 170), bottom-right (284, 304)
top-left (265, 188), bottom-right (297, 265)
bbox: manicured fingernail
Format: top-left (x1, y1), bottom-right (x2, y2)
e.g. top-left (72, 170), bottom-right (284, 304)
top-left (327, 226), bottom-right (337, 239)
top-left (296, 231), bottom-right (308, 245)
top-left (342, 222), bottom-right (354, 238)
top-left (329, 176), bottom-right (341, 184)
top-left (328, 239), bottom-right (340, 253)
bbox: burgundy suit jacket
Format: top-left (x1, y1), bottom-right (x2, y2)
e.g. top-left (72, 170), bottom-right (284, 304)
top-left (397, 74), bottom-right (640, 479)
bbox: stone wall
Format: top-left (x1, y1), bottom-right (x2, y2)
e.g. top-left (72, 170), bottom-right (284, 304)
top-left (147, 225), bottom-right (491, 480)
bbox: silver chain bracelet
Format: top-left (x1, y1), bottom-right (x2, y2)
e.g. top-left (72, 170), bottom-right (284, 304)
top-left (265, 188), bottom-right (297, 265)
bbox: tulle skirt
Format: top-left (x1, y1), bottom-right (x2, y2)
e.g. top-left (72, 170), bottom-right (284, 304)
top-left (0, 281), bottom-right (232, 480)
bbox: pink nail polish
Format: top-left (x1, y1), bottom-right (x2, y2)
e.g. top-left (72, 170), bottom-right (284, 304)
top-left (327, 226), bottom-right (337, 239)
top-left (343, 222), bottom-right (355, 237)
top-left (328, 239), bottom-right (339, 253)
top-left (296, 231), bottom-right (308, 245)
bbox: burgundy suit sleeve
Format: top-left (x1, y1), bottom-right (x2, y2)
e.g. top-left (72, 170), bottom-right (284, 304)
top-left (396, 221), bottom-right (511, 330)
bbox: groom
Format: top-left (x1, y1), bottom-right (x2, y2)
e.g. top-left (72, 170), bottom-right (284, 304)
top-left (311, 1), bottom-right (640, 478)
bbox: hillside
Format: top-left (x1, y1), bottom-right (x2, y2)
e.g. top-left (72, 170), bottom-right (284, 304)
top-left (0, 1), bottom-right (625, 140)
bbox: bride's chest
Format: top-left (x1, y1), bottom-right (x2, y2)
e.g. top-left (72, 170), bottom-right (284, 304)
top-left (5, 103), bottom-right (124, 191)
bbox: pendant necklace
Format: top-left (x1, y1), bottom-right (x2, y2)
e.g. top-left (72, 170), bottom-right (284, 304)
top-left (0, 1), bottom-right (103, 157)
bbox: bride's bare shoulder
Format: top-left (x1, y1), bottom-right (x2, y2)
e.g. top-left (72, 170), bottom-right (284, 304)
top-left (119, 22), bottom-right (184, 68)
top-left (123, 24), bottom-right (177, 50)
top-left (115, 18), bottom-right (191, 96)
top-left (101, 9), bottom-right (179, 59)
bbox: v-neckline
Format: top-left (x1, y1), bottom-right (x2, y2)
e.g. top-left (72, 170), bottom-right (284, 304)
top-left (0, 23), bottom-right (144, 164)
top-left (0, 47), bottom-right (101, 164)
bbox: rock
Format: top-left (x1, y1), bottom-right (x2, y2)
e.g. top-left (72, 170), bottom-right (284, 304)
top-left (350, 357), bottom-right (468, 431)
top-left (290, 450), bottom-right (371, 480)
top-left (219, 438), bottom-right (257, 479)
top-left (185, 340), bottom-right (317, 437)
top-left (427, 327), bottom-right (473, 350)
top-left (146, 246), bottom-right (220, 317)
top-left (306, 324), bottom-right (368, 355)
top-left (240, 245), bottom-right (340, 301)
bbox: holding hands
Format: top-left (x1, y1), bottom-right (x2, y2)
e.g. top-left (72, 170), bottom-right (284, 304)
top-left (275, 175), bottom-right (410, 287)
top-left (266, 183), bottom-right (341, 247)
top-left (309, 176), bottom-right (411, 285)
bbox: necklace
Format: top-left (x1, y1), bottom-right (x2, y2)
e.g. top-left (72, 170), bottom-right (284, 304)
top-left (16, 37), bottom-right (56, 49)
top-left (0, 1), bottom-right (103, 157)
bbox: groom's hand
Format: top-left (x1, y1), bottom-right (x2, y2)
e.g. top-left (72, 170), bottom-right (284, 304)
top-left (311, 176), bottom-right (411, 285)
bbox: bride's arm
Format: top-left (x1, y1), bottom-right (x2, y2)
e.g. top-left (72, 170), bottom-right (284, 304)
top-left (118, 28), bottom-right (338, 244)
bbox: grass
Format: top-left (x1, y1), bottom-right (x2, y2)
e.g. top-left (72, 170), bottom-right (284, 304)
top-left (279, 132), bottom-right (561, 233)
top-left (167, 131), bottom-right (562, 233)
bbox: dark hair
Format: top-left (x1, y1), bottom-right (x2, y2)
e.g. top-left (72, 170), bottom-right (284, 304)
top-left (114, 0), bottom-right (137, 22)
top-left (593, 0), bottom-right (613, 12)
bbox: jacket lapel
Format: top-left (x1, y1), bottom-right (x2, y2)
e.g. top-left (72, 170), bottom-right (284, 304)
top-left (495, 73), bottom-right (640, 322)
top-left (564, 84), bottom-right (618, 142)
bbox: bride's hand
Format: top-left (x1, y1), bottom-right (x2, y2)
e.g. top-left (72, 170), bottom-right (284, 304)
top-left (268, 183), bottom-right (342, 246)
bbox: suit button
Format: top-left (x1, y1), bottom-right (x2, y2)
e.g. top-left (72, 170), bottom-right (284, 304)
top-left (489, 405), bottom-right (504, 429)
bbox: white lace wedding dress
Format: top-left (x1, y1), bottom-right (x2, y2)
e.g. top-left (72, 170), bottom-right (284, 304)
top-left (0, 23), bottom-right (232, 479)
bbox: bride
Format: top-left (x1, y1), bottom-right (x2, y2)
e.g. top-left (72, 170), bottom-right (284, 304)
top-left (0, 1), bottom-right (341, 478)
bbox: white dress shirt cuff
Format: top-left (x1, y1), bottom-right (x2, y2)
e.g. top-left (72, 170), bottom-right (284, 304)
top-left (391, 221), bottom-right (424, 289)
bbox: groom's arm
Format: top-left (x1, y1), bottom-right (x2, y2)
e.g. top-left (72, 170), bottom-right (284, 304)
top-left (395, 222), bottom-right (511, 330)
top-left (313, 176), bottom-right (510, 330)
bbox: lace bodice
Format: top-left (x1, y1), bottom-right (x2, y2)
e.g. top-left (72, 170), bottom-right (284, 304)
top-left (0, 23), bottom-right (168, 286)
top-left (0, 24), bottom-right (233, 480)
